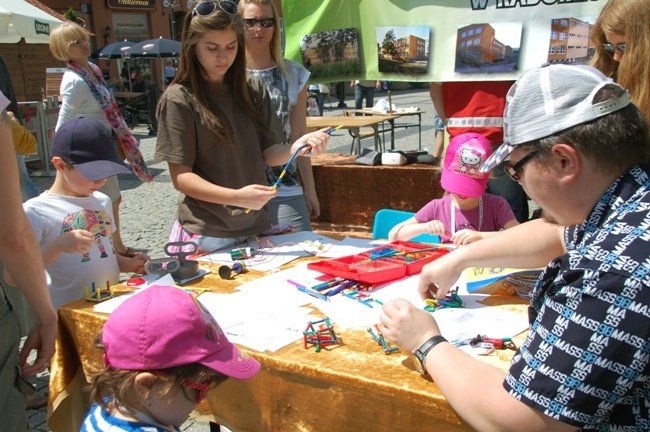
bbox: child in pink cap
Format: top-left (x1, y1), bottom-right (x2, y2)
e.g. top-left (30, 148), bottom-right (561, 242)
top-left (81, 285), bottom-right (260, 431)
top-left (389, 132), bottom-right (519, 245)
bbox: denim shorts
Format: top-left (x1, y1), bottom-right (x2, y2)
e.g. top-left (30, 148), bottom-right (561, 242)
top-left (434, 114), bottom-right (445, 131)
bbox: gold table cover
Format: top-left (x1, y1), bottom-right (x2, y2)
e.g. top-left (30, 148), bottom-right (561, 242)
top-left (47, 261), bottom-right (529, 432)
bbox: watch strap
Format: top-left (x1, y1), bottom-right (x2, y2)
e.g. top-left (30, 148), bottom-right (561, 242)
top-left (414, 335), bottom-right (447, 373)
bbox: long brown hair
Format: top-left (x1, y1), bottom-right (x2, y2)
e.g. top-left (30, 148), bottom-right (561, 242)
top-left (167, 3), bottom-right (267, 144)
top-left (591, 0), bottom-right (650, 120)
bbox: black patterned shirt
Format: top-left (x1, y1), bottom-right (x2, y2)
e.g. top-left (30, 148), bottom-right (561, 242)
top-left (505, 164), bottom-right (650, 430)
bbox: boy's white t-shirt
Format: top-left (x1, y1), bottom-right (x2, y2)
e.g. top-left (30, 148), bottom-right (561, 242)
top-left (23, 191), bottom-right (120, 309)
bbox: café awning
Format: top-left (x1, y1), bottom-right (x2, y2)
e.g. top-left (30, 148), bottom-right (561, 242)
top-left (0, 0), bottom-right (63, 44)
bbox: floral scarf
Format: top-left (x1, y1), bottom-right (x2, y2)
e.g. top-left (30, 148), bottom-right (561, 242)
top-left (67, 60), bottom-right (152, 182)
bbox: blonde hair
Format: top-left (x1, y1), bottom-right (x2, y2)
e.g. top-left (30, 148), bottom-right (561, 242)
top-left (49, 21), bottom-right (88, 61)
top-left (591, 0), bottom-right (650, 120)
top-left (238, 0), bottom-right (289, 79)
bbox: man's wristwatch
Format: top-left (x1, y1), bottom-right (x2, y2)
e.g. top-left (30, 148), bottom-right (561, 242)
top-left (411, 335), bottom-right (448, 374)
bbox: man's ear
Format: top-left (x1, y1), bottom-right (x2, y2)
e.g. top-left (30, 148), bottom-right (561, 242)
top-left (549, 143), bottom-right (580, 184)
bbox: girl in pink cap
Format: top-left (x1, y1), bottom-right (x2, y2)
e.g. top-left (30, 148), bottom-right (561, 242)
top-left (389, 132), bottom-right (518, 246)
top-left (81, 285), bottom-right (259, 431)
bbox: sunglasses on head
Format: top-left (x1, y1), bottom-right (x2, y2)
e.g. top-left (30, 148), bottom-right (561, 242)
top-left (602, 43), bottom-right (625, 54)
top-left (69, 37), bottom-right (89, 46)
top-left (192, 0), bottom-right (239, 18)
top-left (243, 18), bottom-right (276, 29)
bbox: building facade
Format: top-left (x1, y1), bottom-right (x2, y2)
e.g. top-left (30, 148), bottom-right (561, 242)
top-left (456, 23), bottom-right (509, 65)
top-left (547, 17), bottom-right (594, 64)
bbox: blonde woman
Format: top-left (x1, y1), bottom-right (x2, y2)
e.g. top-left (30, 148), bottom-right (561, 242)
top-left (49, 22), bottom-right (151, 257)
top-left (591, 0), bottom-right (650, 120)
top-left (239, 0), bottom-right (319, 231)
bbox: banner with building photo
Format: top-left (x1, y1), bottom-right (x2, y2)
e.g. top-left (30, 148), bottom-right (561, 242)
top-left (281, 0), bottom-right (608, 83)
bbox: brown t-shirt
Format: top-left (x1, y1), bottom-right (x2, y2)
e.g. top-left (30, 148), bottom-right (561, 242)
top-left (155, 80), bottom-right (284, 237)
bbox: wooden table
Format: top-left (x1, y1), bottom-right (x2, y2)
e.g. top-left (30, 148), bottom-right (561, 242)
top-left (113, 91), bottom-right (158, 133)
top-left (353, 108), bottom-right (425, 150)
top-left (47, 259), bottom-right (529, 432)
top-left (307, 115), bottom-right (396, 155)
top-left (113, 91), bottom-right (149, 109)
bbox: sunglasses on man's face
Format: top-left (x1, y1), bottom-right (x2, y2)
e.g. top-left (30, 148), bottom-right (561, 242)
top-left (192, 0), bottom-right (239, 18)
top-left (602, 43), bottom-right (626, 54)
top-left (505, 150), bottom-right (538, 182)
top-left (243, 18), bottom-right (276, 29)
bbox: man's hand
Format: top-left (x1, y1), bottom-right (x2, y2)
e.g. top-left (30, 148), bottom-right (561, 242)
top-left (20, 319), bottom-right (57, 376)
top-left (380, 298), bottom-right (440, 353)
top-left (417, 251), bottom-right (466, 300)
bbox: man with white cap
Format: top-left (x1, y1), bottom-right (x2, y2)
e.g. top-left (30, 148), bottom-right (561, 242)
top-left (380, 64), bottom-right (650, 430)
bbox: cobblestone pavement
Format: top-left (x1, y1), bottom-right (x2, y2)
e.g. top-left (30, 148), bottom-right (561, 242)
top-left (26, 87), bottom-right (438, 431)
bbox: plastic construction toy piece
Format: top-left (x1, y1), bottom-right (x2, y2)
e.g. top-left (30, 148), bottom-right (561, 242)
top-left (182, 287), bottom-right (210, 298)
top-left (423, 290), bottom-right (465, 312)
top-left (85, 281), bottom-right (115, 303)
top-left (342, 290), bottom-right (382, 308)
top-left (367, 325), bottom-right (399, 354)
top-left (303, 317), bottom-right (340, 352)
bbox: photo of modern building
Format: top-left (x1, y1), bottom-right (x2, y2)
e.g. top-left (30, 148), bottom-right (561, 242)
top-left (300, 28), bottom-right (362, 79)
top-left (376, 25), bottom-right (429, 75)
top-left (454, 22), bottom-right (521, 74)
top-left (547, 17), bottom-right (596, 64)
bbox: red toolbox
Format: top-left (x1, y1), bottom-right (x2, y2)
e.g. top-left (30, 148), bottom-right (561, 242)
top-left (307, 241), bottom-right (450, 284)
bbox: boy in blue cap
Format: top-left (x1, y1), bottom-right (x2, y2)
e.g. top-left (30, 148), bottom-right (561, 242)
top-left (20, 117), bottom-right (149, 309)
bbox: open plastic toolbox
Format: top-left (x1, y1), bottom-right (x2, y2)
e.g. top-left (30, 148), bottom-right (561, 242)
top-left (307, 241), bottom-right (450, 284)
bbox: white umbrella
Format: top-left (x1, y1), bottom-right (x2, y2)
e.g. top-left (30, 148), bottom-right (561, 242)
top-left (0, 0), bottom-right (63, 44)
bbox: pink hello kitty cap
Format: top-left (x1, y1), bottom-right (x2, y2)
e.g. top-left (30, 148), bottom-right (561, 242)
top-left (441, 132), bottom-right (493, 198)
top-left (102, 285), bottom-right (260, 380)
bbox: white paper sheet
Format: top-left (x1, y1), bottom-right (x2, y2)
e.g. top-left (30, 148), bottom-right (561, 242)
top-left (195, 231), bottom-right (338, 271)
top-left (92, 274), bottom-right (175, 314)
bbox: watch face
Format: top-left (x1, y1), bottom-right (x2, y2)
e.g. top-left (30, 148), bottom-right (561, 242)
top-left (411, 354), bottom-right (425, 374)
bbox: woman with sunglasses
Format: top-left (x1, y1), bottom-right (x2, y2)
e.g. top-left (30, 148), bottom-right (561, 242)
top-left (239, 0), bottom-right (319, 232)
top-left (591, 0), bottom-right (650, 120)
top-left (155, 0), bottom-right (331, 254)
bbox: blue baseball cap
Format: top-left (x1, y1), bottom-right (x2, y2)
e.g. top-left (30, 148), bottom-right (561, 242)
top-left (51, 117), bottom-right (131, 181)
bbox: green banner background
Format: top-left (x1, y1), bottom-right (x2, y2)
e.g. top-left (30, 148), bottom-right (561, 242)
top-left (282, 0), bottom-right (608, 83)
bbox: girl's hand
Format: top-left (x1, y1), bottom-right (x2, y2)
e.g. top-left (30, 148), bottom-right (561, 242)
top-left (236, 184), bottom-right (277, 211)
top-left (422, 220), bottom-right (447, 237)
top-left (451, 229), bottom-right (483, 246)
top-left (291, 128), bottom-right (331, 156)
